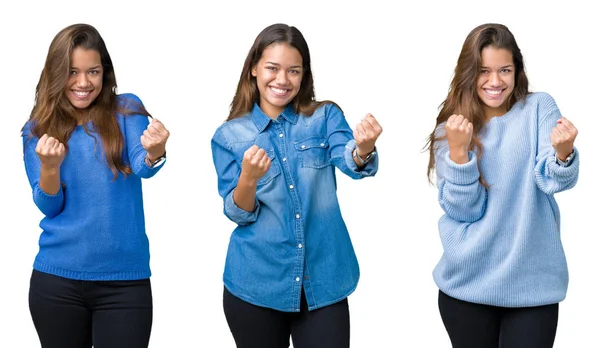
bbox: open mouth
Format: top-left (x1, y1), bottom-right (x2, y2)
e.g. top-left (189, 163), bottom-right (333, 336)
top-left (71, 90), bottom-right (92, 100)
top-left (269, 86), bottom-right (291, 97)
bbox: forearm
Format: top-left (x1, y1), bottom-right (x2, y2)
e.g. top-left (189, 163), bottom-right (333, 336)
top-left (233, 175), bottom-right (258, 212)
top-left (39, 164), bottom-right (61, 195)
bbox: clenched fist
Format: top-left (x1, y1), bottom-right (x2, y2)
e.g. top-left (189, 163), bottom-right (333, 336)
top-left (353, 113), bottom-right (383, 157)
top-left (36, 134), bottom-right (66, 167)
top-left (551, 117), bottom-right (578, 162)
top-left (141, 118), bottom-right (170, 161)
top-left (445, 114), bottom-right (473, 164)
top-left (240, 145), bottom-right (272, 183)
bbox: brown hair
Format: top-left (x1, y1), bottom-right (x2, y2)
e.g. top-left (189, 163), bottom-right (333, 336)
top-left (228, 23), bottom-right (339, 121)
top-left (23, 23), bottom-right (151, 179)
top-left (425, 23), bottom-right (530, 184)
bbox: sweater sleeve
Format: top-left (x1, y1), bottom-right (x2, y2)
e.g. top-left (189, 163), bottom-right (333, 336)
top-left (434, 126), bottom-right (487, 222)
top-left (211, 128), bottom-right (260, 226)
top-left (22, 129), bottom-right (65, 218)
top-left (120, 93), bottom-right (165, 178)
top-left (534, 93), bottom-right (579, 194)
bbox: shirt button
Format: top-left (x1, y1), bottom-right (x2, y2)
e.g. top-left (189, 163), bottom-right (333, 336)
top-left (289, 185), bottom-right (294, 189)
top-left (320, 143), bottom-right (325, 147)
top-left (279, 133), bottom-right (284, 138)
top-left (301, 145), bottom-right (306, 149)
top-left (296, 214), bottom-right (300, 219)
top-left (298, 244), bottom-right (303, 248)
top-left (282, 157), bottom-right (287, 162)
top-left (296, 277), bottom-right (300, 282)
top-left (304, 276), bottom-right (309, 280)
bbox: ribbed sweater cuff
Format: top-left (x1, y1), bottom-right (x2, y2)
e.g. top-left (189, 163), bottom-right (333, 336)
top-left (443, 151), bottom-right (480, 185)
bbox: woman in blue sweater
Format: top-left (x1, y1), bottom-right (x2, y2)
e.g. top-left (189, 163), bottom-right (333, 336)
top-left (22, 23), bottom-right (169, 348)
top-left (426, 23), bottom-right (579, 347)
top-left (211, 23), bottom-right (382, 348)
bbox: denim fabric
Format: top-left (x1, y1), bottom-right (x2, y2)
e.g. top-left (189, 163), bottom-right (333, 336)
top-left (211, 103), bottom-right (378, 312)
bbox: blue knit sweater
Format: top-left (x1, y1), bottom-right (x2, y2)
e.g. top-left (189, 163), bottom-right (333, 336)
top-left (433, 92), bottom-right (579, 307)
top-left (22, 93), bottom-right (165, 281)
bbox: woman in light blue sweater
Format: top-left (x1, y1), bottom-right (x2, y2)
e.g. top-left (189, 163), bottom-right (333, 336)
top-left (22, 24), bottom-right (169, 348)
top-left (426, 23), bottom-right (579, 348)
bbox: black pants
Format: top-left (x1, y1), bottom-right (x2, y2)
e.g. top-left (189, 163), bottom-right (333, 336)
top-left (439, 290), bottom-right (559, 348)
top-left (29, 269), bottom-right (153, 348)
top-left (223, 287), bottom-right (350, 348)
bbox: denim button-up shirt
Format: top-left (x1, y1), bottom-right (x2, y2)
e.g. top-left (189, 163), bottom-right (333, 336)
top-left (211, 103), bottom-right (378, 312)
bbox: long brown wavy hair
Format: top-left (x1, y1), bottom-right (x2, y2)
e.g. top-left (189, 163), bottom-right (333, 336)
top-left (227, 23), bottom-right (339, 121)
top-left (23, 23), bottom-right (151, 179)
top-left (425, 23), bottom-right (530, 184)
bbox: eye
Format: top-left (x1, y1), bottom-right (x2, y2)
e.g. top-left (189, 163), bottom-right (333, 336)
top-left (89, 70), bottom-right (100, 75)
top-left (289, 69), bottom-right (301, 75)
top-left (266, 66), bottom-right (277, 71)
top-left (70, 70), bottom-right (77, 75)
top-left (501, 68), bottom-right (512, 73)
top-left (480, 69), bottom-right (489, 74)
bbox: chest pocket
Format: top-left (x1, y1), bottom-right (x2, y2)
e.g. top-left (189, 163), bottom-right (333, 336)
top-left (256, 148), bottom-right (281, 186)
top-left (294, 137), bottom-right (330, 169)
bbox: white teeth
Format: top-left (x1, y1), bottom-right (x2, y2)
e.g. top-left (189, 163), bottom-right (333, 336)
top-left (74, 91), bottom-right (90, 96)
top-left (271, 87), bottom-right (287, 94)
top-left (486, 89), bottom-right (501, 95)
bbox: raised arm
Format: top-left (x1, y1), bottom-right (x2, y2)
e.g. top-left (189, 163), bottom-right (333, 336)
top-left (23, 132), bottom-right (66, 218)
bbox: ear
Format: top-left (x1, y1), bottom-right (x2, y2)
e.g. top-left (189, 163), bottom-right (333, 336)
top-left (251, 66), bottom-right (257, 77)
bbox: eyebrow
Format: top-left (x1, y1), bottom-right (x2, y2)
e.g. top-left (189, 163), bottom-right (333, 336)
top-left (481, 64), bottom-right (514, 69)
top-left (70, 65), bottom-right (102, 70)
top-left (265, 61), bottom-right (302, 69)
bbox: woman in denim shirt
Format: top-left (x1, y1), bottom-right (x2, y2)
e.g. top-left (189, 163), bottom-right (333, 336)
top-left (211, 23), bottom-right (382, 348)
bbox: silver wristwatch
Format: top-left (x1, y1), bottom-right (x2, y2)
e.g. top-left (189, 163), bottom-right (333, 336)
top-left (353, 148), bottom-right (377, 165)
top-left (555, 151), bottom-right (574, 167)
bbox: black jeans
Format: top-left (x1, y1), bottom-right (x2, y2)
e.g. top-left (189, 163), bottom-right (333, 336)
top-left (29, 269), bottom-right (153, 348)
top-left (439, 290), bottom-right (559, 348)
top-left (223, 287), bottom-right (350, 348)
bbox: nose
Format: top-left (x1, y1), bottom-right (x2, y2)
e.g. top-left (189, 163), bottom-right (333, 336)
top-left (275, 70), bottom-right (288, 85)
top-left (76, 72), bottom-right (90, 88)
top-left (489, 72), bottom-right (501, 86)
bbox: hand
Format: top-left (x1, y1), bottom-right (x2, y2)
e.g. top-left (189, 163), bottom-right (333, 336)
top-left (445, 114), bottom-right (473, 164)
top-left (141, 118), bottom-right (170, 161)
top-left (445, 114), bottom-right (473, 151)
top-left (240, 145), bottom-right (271, 183)
top-left (353, 113), bottom-right (382, 157)
top-left (551, 117), bottom-right (578, 161)
top-left (36, 134), bottom-right (66, 167)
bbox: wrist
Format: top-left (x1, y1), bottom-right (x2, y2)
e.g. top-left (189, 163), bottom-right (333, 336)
top-left (145, 151), bottom-right (166, 167)
top-left (146, 150), bottom-right (166, 163)
top-left (556, 149), bottom-right (573, 162)
top-left (356, 147), bottom-right (375, 159)
top-left (556, 149), bottom-right (574, 166)
top-left (239, 172), bottom-right (259, 187)
top-left (353, 147), bottom-right (377, 165)
top-left (41, 163), bottom-right (61, 173)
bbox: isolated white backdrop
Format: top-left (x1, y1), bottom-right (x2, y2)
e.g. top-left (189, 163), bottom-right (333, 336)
top-left (1, 0), bottom-right (597, 347)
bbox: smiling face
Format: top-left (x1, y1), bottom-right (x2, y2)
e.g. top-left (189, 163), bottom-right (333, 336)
top-left (64, 47), bottom-right (103, 112)
top-left (251, 43), bottom-right (303, 119)
top-left (476, 46), bottom-right (515, 119)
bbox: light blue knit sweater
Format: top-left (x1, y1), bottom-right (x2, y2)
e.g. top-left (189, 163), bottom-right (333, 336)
top-left (433, 92), bottom-right (579, 307)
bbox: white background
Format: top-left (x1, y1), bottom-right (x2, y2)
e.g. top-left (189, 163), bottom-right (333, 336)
top-left (1, 0), bottom-right (598, 346)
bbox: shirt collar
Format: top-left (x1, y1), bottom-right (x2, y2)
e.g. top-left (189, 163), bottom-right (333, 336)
top-left (251, 103), bottom-right (298, 133)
